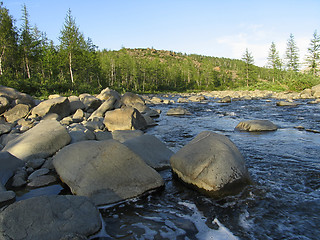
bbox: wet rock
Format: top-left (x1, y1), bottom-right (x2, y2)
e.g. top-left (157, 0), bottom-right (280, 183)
top-left (170, 131), bottom-right (251, 197)
top-left (150, 96), bottom-right (163, 104)
top-left (0, 195), bottom-right (101, 240)
top-left (111, 129), bottom-right (144, 143)
top-left (27, 175), bottom-right (56, 188)
top-left (123, 134), bottom-right (173, 170)
top-left (53, 140), bottom-right (164, 205)
top-left (188, 95), bottom-right (206, 102)
top-left (0, 191), bottom-right (16, 208)
top-left (31, 97), bottom-right (70, 120)
top-left (276, 101), bottom-right (298, 106)
top-left (59, 233), bottom-right (88, 240)
top-left (235, 120), bottom-right (278, 132)
top-left (218, 96), bottom-right (232, 103)
top-left (177, 97), bottom-right (189, 103)
top-left (3, 120), bottom-right (71, 161)
top-left (0, 151), bottom-right (24, 186)
top-left (166, 107), bottom-right (191, 116)
top-left (104, 106), bottom-right (147, 131)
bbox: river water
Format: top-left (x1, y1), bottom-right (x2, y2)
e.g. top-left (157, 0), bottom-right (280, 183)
top-left (92, 96), bottom-right (320, 240)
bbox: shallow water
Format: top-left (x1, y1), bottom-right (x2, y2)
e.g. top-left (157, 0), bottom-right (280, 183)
top-left (92, 98), bottom-right (320, 240)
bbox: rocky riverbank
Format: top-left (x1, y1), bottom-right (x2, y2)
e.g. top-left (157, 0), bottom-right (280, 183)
top-left (0, 84), bottom-right (319, 239)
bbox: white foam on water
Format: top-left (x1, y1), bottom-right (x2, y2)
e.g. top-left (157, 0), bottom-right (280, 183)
top-left (178, 201), bottom-right (239, 240)
top-left (238, 209), bottom-right (253, 230)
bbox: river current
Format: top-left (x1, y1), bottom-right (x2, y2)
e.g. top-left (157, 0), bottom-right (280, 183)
top-left (16, 96), bottom-right (320, 239)
top-left (92, 96), bottom-right (320, 240)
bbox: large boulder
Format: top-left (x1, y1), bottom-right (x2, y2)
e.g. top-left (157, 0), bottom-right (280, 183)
top-left (121, 92), bottom-right (145, 107)
top-left (0, 151), bottom-right (24, 186)
top-left (31, 97), bottom-right (70, 120)
top-left (88, 95), bottom-right (117, 121)
top-left (3, 104), bottom-right (30, 123)
top-left (170, 131), bottom-right (251, 197)
top-left (0, 85), bottom-right (35, 107)
top-left (53, 140), bottom-right (164, 205)
top-left (0, 195), bottom-right (101, 240)
top-left (104, 106), bottom-right (147, 131)
top-left (3, 120), bottom-right (71, 161)
top-left (235, 120), bottom-right (278, 132)
top-left (123, 134), bottom-right (173, 170)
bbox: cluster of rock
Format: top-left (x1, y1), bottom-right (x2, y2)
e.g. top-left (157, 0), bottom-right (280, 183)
top-left (144, 84), bottom-right (320, 106)
top-left (0, 85), bottom-right (257, 239)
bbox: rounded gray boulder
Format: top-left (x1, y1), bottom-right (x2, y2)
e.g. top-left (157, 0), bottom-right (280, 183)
top-left (235, 120), bottom-right (278, 132)
top-left (170, 131), bottom-right (251, 197)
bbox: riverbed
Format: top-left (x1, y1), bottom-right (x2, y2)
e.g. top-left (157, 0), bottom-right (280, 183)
top-left (93, 97), bottom-right (320, 239)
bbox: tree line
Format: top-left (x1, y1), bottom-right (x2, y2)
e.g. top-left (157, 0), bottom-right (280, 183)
top-left (0, 2), bottom-right (319, 97)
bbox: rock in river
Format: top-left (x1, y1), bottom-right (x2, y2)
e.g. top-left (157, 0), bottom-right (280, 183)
top-left (170, 131), bottom-right (251, 197)
top-left (235, 120), bottom-right (278, 132)
top-left (3, 119), bottom-right (71, 161)
top-left (0, 195), bottom-right (101, 240)
top-left (53, 140), bottom-right (164, 205)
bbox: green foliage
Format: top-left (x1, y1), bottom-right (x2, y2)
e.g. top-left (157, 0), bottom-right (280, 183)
top-left (305, 30), bottom-right (320, 75)
top-left (285, 33), bottom-right (300, 71)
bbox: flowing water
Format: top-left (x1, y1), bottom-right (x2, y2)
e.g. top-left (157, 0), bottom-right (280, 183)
top-left (92, 97), bottom-right (320, 240)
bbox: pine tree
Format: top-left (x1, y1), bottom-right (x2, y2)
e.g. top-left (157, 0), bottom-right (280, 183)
top-left (267, 42), bottom-right (282, 82)
top-left (305, 30), bottom-right (320, 75)
top-left (0, 2), bottom-right (18, 76)
top-left (285, 33), bottom-right (299, 71)
top-left (242, 48), bottom-right (254, 87)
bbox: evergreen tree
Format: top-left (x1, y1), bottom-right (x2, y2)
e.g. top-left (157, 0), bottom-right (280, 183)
top-left (59, 9), bottom-right (86, 85)
top-left (0, 2), bottom-right (18, 77)
top-left (267, 42), bottom-right (282, 82)
top-left (305, 30), bottom-right (320, 75)
top-left (19, 4), bottom-right (33, 79)
top-left (242, 48), bottom-right (254, 87)
top-left (285, 33), bottom-right (299, 71)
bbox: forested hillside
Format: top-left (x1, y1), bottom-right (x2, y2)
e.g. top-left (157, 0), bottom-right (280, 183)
top-left (0, 3), bottom-right (319, 97)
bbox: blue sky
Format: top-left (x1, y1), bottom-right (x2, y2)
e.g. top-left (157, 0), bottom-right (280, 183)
top-left (3, 0), bottom-right (320, 67)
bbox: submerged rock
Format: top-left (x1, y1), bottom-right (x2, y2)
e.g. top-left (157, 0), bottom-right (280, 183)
top-left (235, 120), bottom-right (278, 132)
top-left (170, 131), bottom-right (251, 197)
top-left (0, 195), bottom-right (101, 240)
top-left (53, 140), bottom-right (164, 205)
